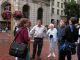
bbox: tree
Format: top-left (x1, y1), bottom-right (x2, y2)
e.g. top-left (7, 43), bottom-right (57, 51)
top-left (64, 0), bottom-right (80, 20)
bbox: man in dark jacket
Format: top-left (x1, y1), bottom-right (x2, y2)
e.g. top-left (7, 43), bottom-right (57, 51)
top-left (64, 17), bottom-right (78, 60)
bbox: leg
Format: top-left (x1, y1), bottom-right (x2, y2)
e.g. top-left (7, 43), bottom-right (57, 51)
top-left (15, 57), bottom-right (18, 60)
top-left (26, 49), bottom-right (30, 60)
top-left (37, 38), bottom-right (43, 57)
top-left (77, 44), bottom-right (80, 60)
top-left (67, 51), bottom-right (71, 60)
top-left (32, 39), bottom-right (38, 58)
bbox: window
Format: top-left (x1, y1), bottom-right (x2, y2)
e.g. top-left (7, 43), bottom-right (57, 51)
top-left (61, 10), bottom-right (64, 15)
top-left (61, 3), bottom-right (63, 8)
top-left (52, 8), bottom-right (54, 14)
top-left (22, 4), bottom-right (30, 18)
top-left (52, 0), bottom-right (54, 6)
top-left (57, 2), bottom-right (60, 7)
top-left (65, 0), bottom-right (67, 2)
top-left (57, 9), bottom-right (59, 15)
top-left (37, 7), bottom-right (43, 20)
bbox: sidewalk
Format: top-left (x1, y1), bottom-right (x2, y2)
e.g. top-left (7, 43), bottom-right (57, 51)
top-left (0, 32), bottom-right (78, 60)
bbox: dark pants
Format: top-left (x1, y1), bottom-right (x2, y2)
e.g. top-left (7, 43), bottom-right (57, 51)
top-left (58, 43), bottom-right (71, 60)
top-left (32, 38), bottom-right (43, 58)
top-left (77, 43), bottom-right (80, 60)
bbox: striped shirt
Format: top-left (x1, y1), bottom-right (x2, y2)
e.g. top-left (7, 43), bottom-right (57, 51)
top-left (30, 25), bottom-right (46, 38)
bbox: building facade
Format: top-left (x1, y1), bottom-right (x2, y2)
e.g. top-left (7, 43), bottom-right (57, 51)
top-left (0, 0), bottom-right (51, 31)
top-left (0, 0), bottom-right (79, 31)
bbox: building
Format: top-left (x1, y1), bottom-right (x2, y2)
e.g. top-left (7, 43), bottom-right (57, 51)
top-left (0, 0), bottom-right (51, 31)
top-left (51, 0), bottom-right (65, 24)
top-left (0, 0), bottom-right (79, 31)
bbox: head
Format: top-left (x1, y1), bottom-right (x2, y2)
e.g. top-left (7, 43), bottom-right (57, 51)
top-left (59, 19), bottom-right (66, 27)
top-left (49, 23), bottom-right (54, 29)
top-left (69, 17), bottom-right (76, 25)
top-left (79, 20), bottom-right (80, 24)
top-left (19, 18), bottom-right (31, 28)
top-left (37, 20), bottom-right (42, 26)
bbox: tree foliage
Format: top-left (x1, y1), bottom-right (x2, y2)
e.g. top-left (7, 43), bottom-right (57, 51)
top-left (64, 0), bottom-right (80, 19)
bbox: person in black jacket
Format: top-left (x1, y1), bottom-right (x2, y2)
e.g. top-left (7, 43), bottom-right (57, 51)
top-left (77, 20), bottom-right (80, 60)
top-left (64, 17), bottom-right (78, 60)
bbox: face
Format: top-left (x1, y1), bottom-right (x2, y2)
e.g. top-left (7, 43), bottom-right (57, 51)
top-left (25, 21), bottom-right (31, 28)
top-left (69, 20), bottom-right (72, 25)
top-left (60, 20), bottom-right (65, 27)
top-left (37, 20), bottom-right (42, 26)
top-left (50, 24), bottom-right (54, 29)
top-left (79, 20), bottom-right (80, 24)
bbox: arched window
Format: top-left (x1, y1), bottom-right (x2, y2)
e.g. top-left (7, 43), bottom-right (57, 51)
top-left (22, 4), bottom-right (30, 18)
top-left (37, 7), bottom-right (43, 20)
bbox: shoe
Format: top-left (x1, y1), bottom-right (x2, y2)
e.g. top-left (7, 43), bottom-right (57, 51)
top-left (47, 53), bottom-right (51, 57)
top-left (37, 57), bottom-right (41, 60)
top-left (30, 57), bottom-right (35, 59)
top-left (52, 53), bottom-right (56, 57)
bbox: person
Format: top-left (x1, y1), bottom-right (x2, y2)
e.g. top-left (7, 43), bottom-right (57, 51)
top-left (76, 20), bottom-right (80, 60)
top-left (15, 18), bottom-right (31, 60)
top-left (47, 23), bottom-right (57, 58)
top-left (64, 17), bottom-right (78, 60)
top-left (57, 19), bottom-right (67, 60)
top-left (14, 23), bottom-right (20, 36)
top-left (58, 17), bottom-right (78, 60)
top-left (30, 20), bottom-right (47, 59)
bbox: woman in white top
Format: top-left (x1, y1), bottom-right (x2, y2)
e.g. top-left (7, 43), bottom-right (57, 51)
top-left (47, 23), bottom-right (57, 58)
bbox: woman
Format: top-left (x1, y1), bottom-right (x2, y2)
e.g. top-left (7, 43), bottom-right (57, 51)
top-left (15, 18), bottom-right (31, 60)
top-left (47, 23), bottom-right (57, 58)
top-left (57, 19), bottom-right (67, 60)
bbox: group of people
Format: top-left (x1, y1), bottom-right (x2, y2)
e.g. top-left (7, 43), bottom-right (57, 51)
top-left (14, 17), bottom-right (80, 60)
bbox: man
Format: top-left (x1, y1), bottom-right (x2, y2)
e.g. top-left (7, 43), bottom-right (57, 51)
top-left (30, 20), bottom-right (46, 59)
top-left (62, 17), bottom-right (78, 60)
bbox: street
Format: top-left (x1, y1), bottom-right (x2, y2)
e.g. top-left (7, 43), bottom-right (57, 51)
top-left (0, 32), bottom-right (78, 60)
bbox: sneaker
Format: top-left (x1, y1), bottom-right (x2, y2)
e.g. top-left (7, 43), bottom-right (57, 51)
top-left (47, 53), bottom-right (51, 57)
top-left (52, 53), bottom-right (56, 57)
top-left (30, 57), bottom-right (35, 59)
top-left (37, 57), bottom-right (41, 60)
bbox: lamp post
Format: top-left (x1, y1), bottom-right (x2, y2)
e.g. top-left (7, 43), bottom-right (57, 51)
top-left (10, 0), bottom-right (14, 34)
top-left (0, 0), bottom-right (2, 20)
top-left (50, 0), bottom-right (52, 22)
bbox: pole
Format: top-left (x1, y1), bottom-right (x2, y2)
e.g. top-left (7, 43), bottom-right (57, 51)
top-left (50, 0), bottom-right (52, 23)
top-left (11, 0), bottom-right (14, 34)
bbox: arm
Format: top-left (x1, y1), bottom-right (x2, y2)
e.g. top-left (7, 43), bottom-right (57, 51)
top-left (23, 28), bottom-right (30, 44)
top-left (54, 29), bottom-right (58, 42)
top-left (30, 26), bottom-right (35, 36)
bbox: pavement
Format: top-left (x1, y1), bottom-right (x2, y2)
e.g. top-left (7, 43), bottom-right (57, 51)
top-left (0, 32), bottom-right (78, 60)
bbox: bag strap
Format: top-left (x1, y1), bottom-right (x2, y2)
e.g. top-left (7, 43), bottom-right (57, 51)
top-left (14, 30), bottom-right (21, 41)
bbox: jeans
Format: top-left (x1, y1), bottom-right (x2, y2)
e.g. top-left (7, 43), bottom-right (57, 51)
top-left (77, 43), bottom-right (80, 60)
top-left (32, 38), bottom-right (43, 58)
top-left (58, 43), bottom-right (71, 60)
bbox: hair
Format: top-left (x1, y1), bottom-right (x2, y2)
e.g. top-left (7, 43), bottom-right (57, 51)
top-left (70, 17), bottom-right (76, 25)
top-left (19, 18), bottom-right (30, 27)
top-left (48, 23), bottom-right (54, 28)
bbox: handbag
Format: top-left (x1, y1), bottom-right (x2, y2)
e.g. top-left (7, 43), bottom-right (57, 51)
top-left (9, 31), bottom-right (28, 58)
top-left (70, 43), bottom-right (76, 55)
top-left (59, 41), bottom-right (76, 55)
top-left (50, 35), bottom-right (53, 38)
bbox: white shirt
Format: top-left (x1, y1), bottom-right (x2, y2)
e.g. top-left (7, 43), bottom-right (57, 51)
top-left (30, 25), bottom-right (46, 38)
